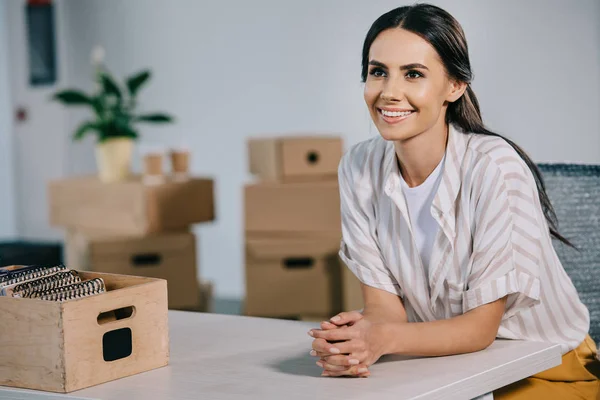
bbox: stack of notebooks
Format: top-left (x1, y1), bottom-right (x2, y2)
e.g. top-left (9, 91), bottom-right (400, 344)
top-left (0, 265), bottom-right (106, 301)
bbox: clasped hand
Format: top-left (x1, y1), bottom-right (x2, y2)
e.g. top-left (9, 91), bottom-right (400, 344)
top-left (308, 311), bottom-right (385, 378)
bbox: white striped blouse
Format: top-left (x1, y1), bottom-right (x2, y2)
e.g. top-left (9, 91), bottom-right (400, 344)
top-left (338, 124), bottom-right (590, 354)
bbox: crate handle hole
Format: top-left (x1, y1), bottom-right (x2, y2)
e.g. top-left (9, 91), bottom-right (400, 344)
top-left (306, 151), bottom-right (319, 164)
top-left (283, 257), bottom-right (314, 269)
top-left (131, 253), bottom-right (162, 266)
top-left (97, 306), bottom-right (136, 325)
top-left (102, 327), bottom-right (132, 362)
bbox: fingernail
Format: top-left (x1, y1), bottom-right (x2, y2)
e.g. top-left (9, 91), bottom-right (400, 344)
top-left (330, 316), bottom-right (341, 322)
top-left (329, 347), bottom-right (340, 354)
top-left (321, 372), bottom-right (330, 377)
top-left (358, 367), bottom-right (368, 374)
top-left (349, 359), bottom-right (359, 365)
top-left (308, 330), bottom-right (314, 337)
top-left (310, 350), bottom-right (317, 356)
top-left (316, 361), bottom-right (324, 368)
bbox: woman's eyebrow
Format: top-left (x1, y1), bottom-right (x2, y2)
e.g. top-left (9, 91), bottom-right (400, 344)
top-left (400, 63), bottom-right (429, 71)
top-left (368, 60), bottom-right (388, 68)
top-left (368, 60), bottom-right (429, 71)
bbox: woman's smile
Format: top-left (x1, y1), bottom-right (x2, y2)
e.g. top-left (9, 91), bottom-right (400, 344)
top-left (377, 107), bottom-right (416, 125)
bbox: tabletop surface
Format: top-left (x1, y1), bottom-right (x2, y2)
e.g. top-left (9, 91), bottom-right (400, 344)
top-left (0, 310), bottom-right (562, 400)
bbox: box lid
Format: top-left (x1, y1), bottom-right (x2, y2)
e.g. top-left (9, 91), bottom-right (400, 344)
top-left (246, 237), bottom-right (340, 260)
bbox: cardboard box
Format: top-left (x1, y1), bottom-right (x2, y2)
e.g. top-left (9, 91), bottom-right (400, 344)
top-left (248, 136), bottom-right (343, 182)
top-left (179, 279), bottom-right (214, 313)
top-left (245, 236), bottom-right (342, 317)
top-left (0, 271), bottom-right (169, 393)
top-left (244, 181), bottom-right (341, 234)
top-left (49, 175), bottom-right (214, 235)
top-left (65, 231), bottom-right (200, 310)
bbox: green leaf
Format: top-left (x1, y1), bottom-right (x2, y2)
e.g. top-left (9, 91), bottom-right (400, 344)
top-left (100, 121), bottom-right (138, 142)
top-left (100, 72), bottom-right (122, 100)
top-left (105, 116), bottom-right (138, 137)
top-left (134, 113), bottom-right (173, 123)
top-left (126, 70), bottom-right (151, 97)
top-left (52, 90), bottom-right (93, 105)
top-left (114, 110), bottom-right (133, 131)
top-left (73, 121), bottom-right (101, 141)
top-left (91, 95), bottom-right (105, 116)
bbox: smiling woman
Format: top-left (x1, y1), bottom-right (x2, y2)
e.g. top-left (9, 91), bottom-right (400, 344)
top-left (308, 3), bottom-right (599, 399)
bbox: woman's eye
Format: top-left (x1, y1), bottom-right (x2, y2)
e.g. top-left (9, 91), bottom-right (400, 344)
top-left (406, 70), bottom-right (423, 79)
top-left (369, 67), bottom-right (387, 78)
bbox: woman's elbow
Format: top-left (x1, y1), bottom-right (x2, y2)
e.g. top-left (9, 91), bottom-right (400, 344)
top-left (480, 329), bottom-right (498, 350)
top-left (468, 297), bottom-right (507, 351)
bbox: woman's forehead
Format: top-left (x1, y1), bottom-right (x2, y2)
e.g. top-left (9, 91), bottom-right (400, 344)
top-left (369, 28), bottom-right (441, 66)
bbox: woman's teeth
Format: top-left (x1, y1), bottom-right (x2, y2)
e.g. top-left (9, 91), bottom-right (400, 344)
top-left (380, 109), bottom-right (413, 117)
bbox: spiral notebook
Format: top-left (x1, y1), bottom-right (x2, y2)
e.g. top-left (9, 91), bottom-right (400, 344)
top-left (34, 278), bottom-right (106, 301)
top-left (0, 264), bottom-right (105, 301)
top-left (9, 270), bottom-right (82, 298)
top-left (0, 264), bottom-right (68, 290)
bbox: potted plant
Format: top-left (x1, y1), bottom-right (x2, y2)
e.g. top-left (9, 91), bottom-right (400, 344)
top-left (51, 46), bottom-right (174, 183)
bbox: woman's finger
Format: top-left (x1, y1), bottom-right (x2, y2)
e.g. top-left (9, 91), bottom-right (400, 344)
top-left (328, 339), bottom-right (363, 355)
top-left (328, 310), bottom-right (364, 327)
top-left (309, 327), bottom-right (357, 342)
top-left (320, 320), bottom-right (342, 330)
top-left (311, 338), bottom-right (342, 355)
top-left (316, 360), bottom-right (349, 372)
top-left (319, 354), bottom-right (360, 367)
top-left (321, 364), bottom-right (370, 377)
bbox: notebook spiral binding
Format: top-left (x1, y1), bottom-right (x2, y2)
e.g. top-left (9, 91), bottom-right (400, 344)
top-left (36, 278), bottom-right (106, 302)
top-left (0, 265), bottom-right (67, 288)
top-left (14, 271), bottom-right (81, 298)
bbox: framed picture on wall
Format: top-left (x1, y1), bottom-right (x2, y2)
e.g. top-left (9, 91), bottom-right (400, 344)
top-left (25, 0), bottom-right (57, 86)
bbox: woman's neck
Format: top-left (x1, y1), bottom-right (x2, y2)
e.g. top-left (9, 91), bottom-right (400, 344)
top-left (394, 122), bottom-right (448, 188)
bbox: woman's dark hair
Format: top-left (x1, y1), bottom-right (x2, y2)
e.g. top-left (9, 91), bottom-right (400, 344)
top-left (361, 3), bottom-right (574, 247)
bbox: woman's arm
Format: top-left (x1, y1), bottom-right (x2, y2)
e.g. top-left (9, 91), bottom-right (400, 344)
top-left (350, 284), bottom-right (505, 357)
top-left (377, 296), bottom-right (506, 357)
top-left (312, 294), bottom-right (506, 374)
top-left (360, 283), bottom-right (408, 324)
top-left (319, 283), bottom-right (504, 360)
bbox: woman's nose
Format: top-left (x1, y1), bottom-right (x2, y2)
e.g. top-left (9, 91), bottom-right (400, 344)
top-left (380, 78), bottom-right (404, 102)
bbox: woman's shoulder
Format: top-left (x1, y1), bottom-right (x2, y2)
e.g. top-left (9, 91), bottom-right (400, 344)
top-left (466, 132), bottom-right (532, 178)
top-left (464, 132), bottom-right (540, 206)
top-left (338, 135), bottom-right (390, 184)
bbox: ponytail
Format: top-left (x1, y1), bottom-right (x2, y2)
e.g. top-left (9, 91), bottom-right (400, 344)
top-left (449, 86), bottom-right (575, 248)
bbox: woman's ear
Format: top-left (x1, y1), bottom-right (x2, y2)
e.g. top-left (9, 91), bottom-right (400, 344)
top-left (446, 80), bottom-right (468, 103)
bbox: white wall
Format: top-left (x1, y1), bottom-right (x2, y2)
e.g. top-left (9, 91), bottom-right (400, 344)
top-left (0, 1), bottom-right (17, 240)
top-left (14, 0), bottom-right (600, 298)
top-left (7, 0), bottom-right (71, 240)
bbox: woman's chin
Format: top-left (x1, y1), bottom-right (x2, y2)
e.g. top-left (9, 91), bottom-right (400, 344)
top-left (376, 126), bottom-right (417, 142)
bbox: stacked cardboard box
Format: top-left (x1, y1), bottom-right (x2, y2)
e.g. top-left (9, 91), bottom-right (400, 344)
top-left (48, 175), bottom-right (214, 311)
top-left (244, 136), bottom-right (362, 319)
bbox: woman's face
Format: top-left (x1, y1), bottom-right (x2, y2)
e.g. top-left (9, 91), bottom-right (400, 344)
top-left (364, 28), bottom-right (464, 142)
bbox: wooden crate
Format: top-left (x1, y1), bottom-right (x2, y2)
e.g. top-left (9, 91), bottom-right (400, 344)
top-left (0, 271), bottom-right (169, 393)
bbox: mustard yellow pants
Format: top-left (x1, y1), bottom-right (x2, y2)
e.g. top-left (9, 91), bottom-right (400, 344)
top-left (494, 335), bottom-right (600, 399)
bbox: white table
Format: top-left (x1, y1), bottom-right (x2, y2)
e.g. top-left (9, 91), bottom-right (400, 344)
top-left (0, 310), bottom-right (562, 400)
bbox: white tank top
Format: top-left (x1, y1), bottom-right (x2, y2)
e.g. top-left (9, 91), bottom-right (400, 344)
top-left (399, 154), bottom-right (446, 274)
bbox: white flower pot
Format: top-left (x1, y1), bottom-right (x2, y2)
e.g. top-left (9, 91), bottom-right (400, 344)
top-left (95, 138), bottom-right (134, 183)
